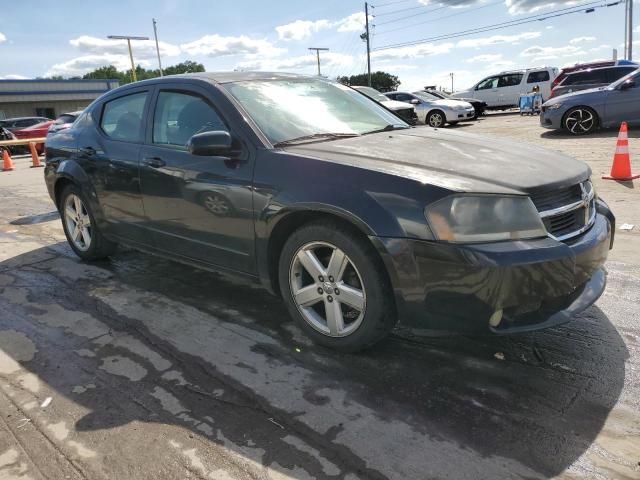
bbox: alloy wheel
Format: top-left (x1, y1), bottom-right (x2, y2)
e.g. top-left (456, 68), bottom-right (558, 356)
top-left (64, 194), bottom-right (92, 251)
top-left (565, 109), bottom-right (595, 134)
top-left (428, 112), bottom-right (444, 128)
top-left (289, 242), bottom-right (366, 337)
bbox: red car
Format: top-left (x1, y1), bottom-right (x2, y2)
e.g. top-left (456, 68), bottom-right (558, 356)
top-left (12, 120), bottom-right (55, 153)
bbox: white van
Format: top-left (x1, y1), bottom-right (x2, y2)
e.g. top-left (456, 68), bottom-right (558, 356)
top-left (451, 67), bottom-right (559, 109)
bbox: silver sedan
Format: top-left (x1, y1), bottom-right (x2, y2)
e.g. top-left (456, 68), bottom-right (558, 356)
top-left (384, 91), bottom-right (476, 127)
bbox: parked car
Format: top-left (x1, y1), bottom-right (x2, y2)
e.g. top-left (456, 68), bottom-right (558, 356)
top-left (551, 59), bottom-right (638, 92)
top-left (0, 126), bottom-right (18, 155)
top-left (541, 67), bottom-right (640, 135)
top-left (423, 89), bottom-right (487, 118)
top-left (550, 65), bottom-right (638, 98)
top-left (353, 86), bottom-right (418, 124)
top-left (45, 72), bottom-right (614, 352)
top-left (0, 116), bottom-right (51, 133)
top-left (385, 90), bottom-right (475, 127)
top-left (451, 67), bottom-right (559, 109)
top-left (13, 120), bottom-right (55, 153)
top-left (48, 110), bottom-right (83, 134)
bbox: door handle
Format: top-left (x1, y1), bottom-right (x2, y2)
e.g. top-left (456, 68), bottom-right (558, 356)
top-left (142, 156), bottom-right (166, 168)
top-left (80, 146), bottom-right (96, 156)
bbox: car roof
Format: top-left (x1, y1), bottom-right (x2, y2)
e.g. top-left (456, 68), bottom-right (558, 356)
top-left (566, 65), bottom-right (635, 76)
top-left (127, 71), bottom-right (313, 87)
top-left (1, 116), bottom-right (48, 121)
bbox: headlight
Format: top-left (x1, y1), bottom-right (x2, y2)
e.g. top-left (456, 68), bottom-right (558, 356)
top-left (546, 103), bottom-right (563, 110)
top-left (425, 195), bottom-right (547, 242)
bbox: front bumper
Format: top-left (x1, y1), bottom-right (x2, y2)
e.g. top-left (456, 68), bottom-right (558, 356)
top-left (446, 108), bottom-right (476, 122)
top-left (372, 206), bottom-right (613, 335)
top-left (540, 106), bottom-right (564, 129)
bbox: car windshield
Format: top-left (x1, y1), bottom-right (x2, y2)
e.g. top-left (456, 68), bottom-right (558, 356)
top-left (412, 91), bottom-right (440, 101)
top-left (355, 86), bottom-right (390, 103)
top-left (426, 90), bottom-right (449, 99)
top-left (609, 67), bottom-right (640, 89)
top-left (224, 78), bottom-right (407, 145)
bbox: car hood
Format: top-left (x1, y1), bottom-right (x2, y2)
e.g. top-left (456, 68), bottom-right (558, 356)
top-left (381, 99), bottom-right (414, 111)
top-left (285, 127), bottom-right (589, 194)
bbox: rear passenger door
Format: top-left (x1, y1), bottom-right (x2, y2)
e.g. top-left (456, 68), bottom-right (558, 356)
top-left (139, 84), bottom-right (256, 273)
top-left (81, 88), bottom-right (151, 244)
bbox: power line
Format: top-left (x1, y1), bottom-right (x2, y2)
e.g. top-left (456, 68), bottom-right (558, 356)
top-left (373, 1), bottom-right (619, 51)
top-left (375, 0), bottom-right (503, 35)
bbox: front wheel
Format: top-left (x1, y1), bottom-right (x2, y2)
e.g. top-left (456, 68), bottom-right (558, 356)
top-left (563, 107), bottom-right (598, 135)
top-left (426, 110), bottom-right (446, 128)
top-left (279, 222), bottom-right (396, 352)
top-left (59, 184), bottom-right (117, 261)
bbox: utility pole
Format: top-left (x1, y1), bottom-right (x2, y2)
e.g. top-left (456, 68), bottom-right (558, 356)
top-left (449, 73), bottom-right (454, 93)
top-left (365, 2), bottom-right (372, 86)
top-left (628, 0), bottom-right (634, 60)
top-left (107, 35), bottom-right (149, 82)
top-left (308, 47), bottom-right (329, 76)
top-left (152, 18), bottom-right (163, 76)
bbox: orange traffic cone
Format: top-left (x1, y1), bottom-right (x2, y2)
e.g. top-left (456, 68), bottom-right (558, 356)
top-left (603, 122), bottom-right (639, 181)
top-left (2, 148), bottom-right (14, 172)
top-left (29, 142), bottom-right (43, 168)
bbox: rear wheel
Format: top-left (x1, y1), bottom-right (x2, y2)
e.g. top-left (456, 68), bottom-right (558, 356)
top-left (59, 184), bottom-right (117, 261)
top-left (563, 107), bottom-right (598, 135)
top-left (279, 222), bottom-right (396, 352)
top-left (426, 110), bottom-right (445, 128)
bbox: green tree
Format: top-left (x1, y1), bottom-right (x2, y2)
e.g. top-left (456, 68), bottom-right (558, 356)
top-left (80, 61), bottom-right (206, 85)
top-left (337, 71), bottom-right (401, 92)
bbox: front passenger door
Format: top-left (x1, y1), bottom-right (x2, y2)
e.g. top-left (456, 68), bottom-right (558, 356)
top-left (139, 87), bottom-right (255, 273)
top-left (605, 73), bottom-right (640, 126)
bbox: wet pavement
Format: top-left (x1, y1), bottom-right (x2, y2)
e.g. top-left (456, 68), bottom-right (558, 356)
top-left (1, 153), bottom-right (639, 479)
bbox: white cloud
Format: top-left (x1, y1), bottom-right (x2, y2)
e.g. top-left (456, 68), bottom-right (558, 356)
top-left (505, 0), bottom-right (578, 14)
top-left (336, 12), bottom-right (368, 32)
top-left (635, 25), bottom-right (640, 33)
top-left (466, 53), bottom-right (503, 63)
top-left (0, 74), bottom-right (28, 80)
top-left (418, 0), bottom-right (482, 8)
top-left (372, 42), bottom-right (454, 61)
top-left (70, 35), bottom-right (180, 58)
top-left (0, 32), bottom-right (6, 43)
top-left (275, 19), bottom-right (332, 41)
top-left (569, 36), bottom-right (596, 45)
top-left (521, 45), bottom-right (583, 59)
top-left (457, 31), bottom-right (541, 48)
top-left (45, 54), bottom-right (150, 77)
top-left (236, 52), bottom-right (353, 72)
top-left (180, 35), bottom-right (283, 58)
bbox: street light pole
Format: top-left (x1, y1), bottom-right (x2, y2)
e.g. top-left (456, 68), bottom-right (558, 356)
top-left (365, 2), bottom-right (372, 87)
top-left (107, 35), bottom-right (150, 82)
top-left (308, 47), bottom-right (329, 76)
top-left (152, 19), bottom-right (163, 76)
top-left (449, 73), bottom-right (454, 93)
top-left (628, 0), bottom-right (634, 60)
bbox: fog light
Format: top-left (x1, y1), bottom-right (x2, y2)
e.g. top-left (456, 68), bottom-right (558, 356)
top-left (489, 309), bottom-right (503, 327)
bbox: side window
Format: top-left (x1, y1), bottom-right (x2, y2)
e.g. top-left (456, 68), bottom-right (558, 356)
top-left (100, 92), bottom-right (147, 142)
top-left (527, 71), bottom-right (550, 83)
top-left (476, 77), bottom-right (498, 90)
top-left (568, 70), bottom-right (603, 86)
top-left (394, 93), bottom-right (413, 102)
top-left (497, 73), bottom-right (523, 88)
top-left (152, 91), bottom-right (228, 147)
top-left (608, 67), bottom-right (637, 82)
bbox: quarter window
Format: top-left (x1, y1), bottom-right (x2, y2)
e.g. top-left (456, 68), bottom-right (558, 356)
top-left (152, 91), bottom-right (227, 147)
top-left (100, 92), bottom-right (147, 142)
top-left (527, 71), bottom-right (550, 83)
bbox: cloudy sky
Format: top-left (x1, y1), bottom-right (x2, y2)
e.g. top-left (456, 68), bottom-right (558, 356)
top-left (0, 0), bottom-right (635, 90)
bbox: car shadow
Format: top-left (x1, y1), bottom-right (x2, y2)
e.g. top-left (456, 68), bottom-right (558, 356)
top-left (540, 126), bottom-right (640, 140)
top-left (0, 244), bottom-right (629, 479)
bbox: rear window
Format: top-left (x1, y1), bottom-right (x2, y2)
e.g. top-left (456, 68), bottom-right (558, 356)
top-left (527, 71), bottom-right (550, 83)
top-left (607, 67), bottom-right (637, 82)
top-left (564, 69), bottom-right (607, 86)
top-left (100, 92), bottom-right (147, 142)
top-left (55, 114), bottom-right (77, 125)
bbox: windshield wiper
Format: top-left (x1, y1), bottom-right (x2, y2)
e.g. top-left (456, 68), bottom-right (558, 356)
top-left (273, 132), bottom-right (359, 147)
top-left (362, 124), bottom-right (409, 135)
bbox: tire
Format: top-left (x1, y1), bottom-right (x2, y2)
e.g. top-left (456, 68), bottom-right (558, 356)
top-left (426, 110), bottom-right (446, 128)
top-left (278, 221), bottom-right (396, 352)
top-left (563, 106), bottom-right (598, 135)
top-left (59, 184), bottom-right (117, 261)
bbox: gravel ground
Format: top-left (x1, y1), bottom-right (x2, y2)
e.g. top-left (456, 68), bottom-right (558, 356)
top-left (0, 117), bottom-right (639, 480)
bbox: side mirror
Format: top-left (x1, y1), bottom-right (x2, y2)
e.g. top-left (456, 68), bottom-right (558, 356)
top-left (187, 130), bottom-right (233, 156)
top-left (620, 79), bottom-right (636, 90)
top-left (410, 98), bottom-right (420, 105)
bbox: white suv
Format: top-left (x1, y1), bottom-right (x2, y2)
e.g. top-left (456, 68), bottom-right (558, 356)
top-left (451, 67), bottom-right (559, 109)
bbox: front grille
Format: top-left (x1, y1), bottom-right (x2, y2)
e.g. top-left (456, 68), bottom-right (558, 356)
top-left (531, 181), bottom-right (595, 241)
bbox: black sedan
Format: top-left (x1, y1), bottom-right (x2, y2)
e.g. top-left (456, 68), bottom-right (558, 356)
top-left (44, 72), bottom-right (613, 352)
